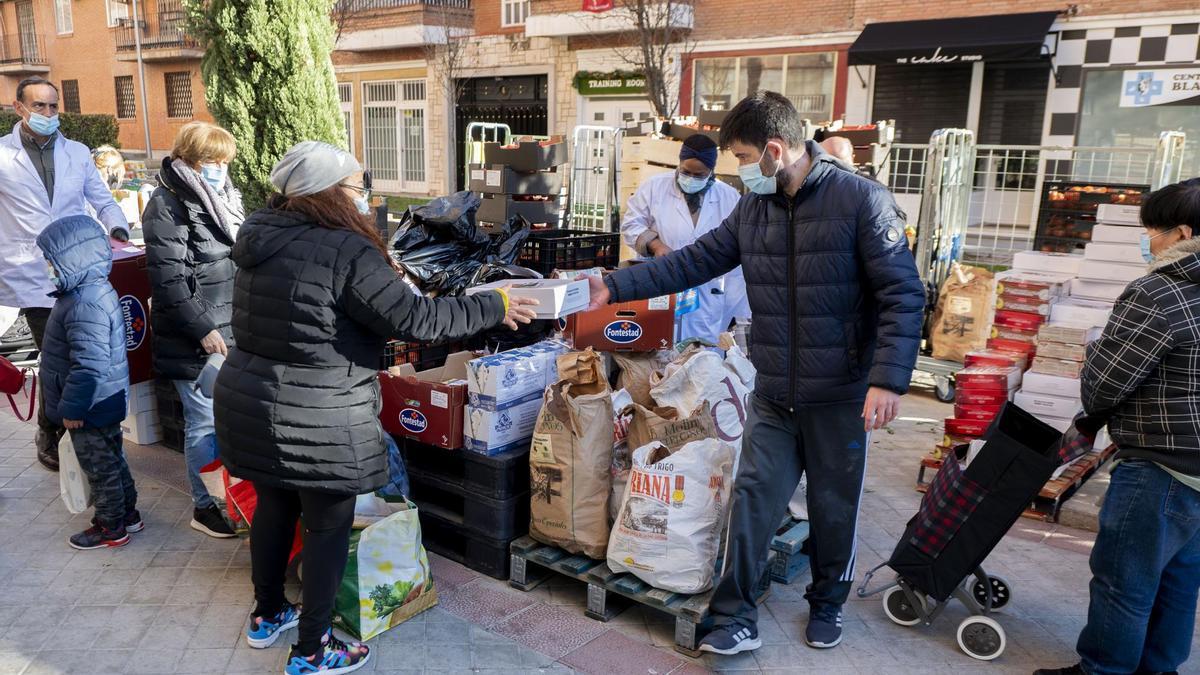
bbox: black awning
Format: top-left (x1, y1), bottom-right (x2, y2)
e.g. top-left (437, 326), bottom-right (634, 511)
top-left (848, 11), bottom-right (1058, 66)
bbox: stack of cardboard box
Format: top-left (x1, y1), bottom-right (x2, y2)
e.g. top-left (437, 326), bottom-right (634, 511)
top-left (121, 381), bottom-right (160, 446)
top-left (1014, 324), bottom-right (1100, 433)
top-left (618, 135), bottom-right (741, 214)
top-left (470, 139), bottom-right (567, 229)
top-left (463, 340), bottom-right (571, 456)
top-left (1073, 204), bottom-right (1145, 304)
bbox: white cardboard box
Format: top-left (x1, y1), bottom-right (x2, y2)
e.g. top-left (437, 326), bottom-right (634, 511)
top-left (127, 380), bottom-right (157, 415)
top-left (1084, 242), bottom-right (1145, 265)
top-left (1091, 224), bottom-right (1143, 244)
top-left (467, 279), bottom-right (589, 320)
top-left (1078, 259), bottom-right (1146, 284)
top-left (1014, 390), bottom-right (1083, 420)
top-left (1097, 203), bottom-right (1141, 226)
top-left (465, 339), bottom-right (569, 411)
top-left (1036, 415), bottom-right (1074, 434)
top-left (1021, 371), bottom-right (1082, 399)
top-left (121, 410), bottom-right (162, 445)
top-left (1050, 298), bottom-right (1113, 329)
top-left (1071, 278), bottom-right (1128, 303)
top-left (1038, 323), bottom-right (1103, 345)
top-left (463, 397), bottom-right (543, 456)
top-left (1013, 251), bottom-right (1084, 276)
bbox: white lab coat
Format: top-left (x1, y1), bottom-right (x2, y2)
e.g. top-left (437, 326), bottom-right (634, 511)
top-left (621, 172), bottom-right (749, 344)
top-left (0, 123), bottom-right (127, 309)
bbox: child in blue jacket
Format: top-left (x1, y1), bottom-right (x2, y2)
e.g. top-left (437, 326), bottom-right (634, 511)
top-left (36, 215), bottom-right (139, 549)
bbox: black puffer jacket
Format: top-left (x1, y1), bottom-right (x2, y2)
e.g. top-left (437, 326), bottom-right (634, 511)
top-left (213, 208), bottom-right (506, 495)
top-left (142, 157), bottom-right (237, 380)
top-left (605, 141), bottom-right (924, 407)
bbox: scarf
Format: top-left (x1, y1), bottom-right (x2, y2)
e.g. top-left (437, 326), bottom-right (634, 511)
top-left (168, 158), bottom-right (245, 240)
top-left (683, 176), bottom-right (715, 214)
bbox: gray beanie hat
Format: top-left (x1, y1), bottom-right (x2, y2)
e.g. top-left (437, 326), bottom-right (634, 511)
top-left (269, 141), bottom-right (362, 197)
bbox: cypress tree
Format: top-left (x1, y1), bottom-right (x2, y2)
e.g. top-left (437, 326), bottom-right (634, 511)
top-left (186, 0), bottom-right (346, 208)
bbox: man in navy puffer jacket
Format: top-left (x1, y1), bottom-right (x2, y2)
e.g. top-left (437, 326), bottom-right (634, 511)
top-left (588, 92), bottom-right (924, 653)
top-left (37, 215), bottom-right (138, 550)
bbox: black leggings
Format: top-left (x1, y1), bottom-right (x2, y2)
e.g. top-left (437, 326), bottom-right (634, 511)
top-left (251, 483), bottom-right (356, 655)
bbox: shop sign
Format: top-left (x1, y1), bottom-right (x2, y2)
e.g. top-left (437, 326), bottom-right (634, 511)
top-left (574, 71), bottom-right (646, 96)
top-left (582, 0), bottom-right (613, 11)
top-left (1120, 68), bottom-right (1200, 108)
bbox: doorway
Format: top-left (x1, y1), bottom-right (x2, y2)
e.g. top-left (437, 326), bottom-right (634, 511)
top-left (455, 75), bottom-right (548, 191)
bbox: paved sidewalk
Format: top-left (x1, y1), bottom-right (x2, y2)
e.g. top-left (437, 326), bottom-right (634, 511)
top-left (0, 388), bottom-right (1197, 674)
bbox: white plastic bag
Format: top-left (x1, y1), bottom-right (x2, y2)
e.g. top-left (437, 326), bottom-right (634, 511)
top-left (59, 434), bottom-right (92, 515)
top-left (650, 349), bottom-right (752, 448)
top-left (608, 438), bottom-right (735, 594)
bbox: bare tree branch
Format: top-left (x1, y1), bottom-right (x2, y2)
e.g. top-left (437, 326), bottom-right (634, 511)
top-left (331, 0), bottom-right (355, 44)
top-left (613, 0), bottom-right (695, 119)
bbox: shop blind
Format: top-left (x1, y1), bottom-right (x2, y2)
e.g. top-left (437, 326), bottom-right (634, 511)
top-left (978, 62), bottom-right (1050, 146)
top-left (872, 64), bottom-right (971, 144)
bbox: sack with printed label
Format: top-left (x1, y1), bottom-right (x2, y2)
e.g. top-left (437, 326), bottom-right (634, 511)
top-left (529, 349), bottom-right (614, 558)
top-left (608, 438), bottom-right (735, 594)
top-left (649, 349), bottom-right (752, 449)
top-left (624, 401), bottom-right (717, 457)
top-left (610, 389), bottom-right (634, 523)
top-left (612, 351), bottom-right (674, 409)
top-left (930, 263), bottom-right (995, 363)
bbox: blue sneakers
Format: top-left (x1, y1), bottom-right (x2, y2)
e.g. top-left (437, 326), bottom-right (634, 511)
top-left (805, 604), bottom-right (844, 649)
top-left (698, 623), bottom-right (761, 655)
top-left (284, 630), bottom-right (370, 675)
top-left (246, 603), bottom-right (301, 648)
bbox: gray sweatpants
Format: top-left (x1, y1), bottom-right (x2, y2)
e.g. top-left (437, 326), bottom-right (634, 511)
top-left (710, 394), bottom-right (868, 628)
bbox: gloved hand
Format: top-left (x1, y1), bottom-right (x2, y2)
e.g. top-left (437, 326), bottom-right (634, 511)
top-left (110, 227), bottom-right (130, 243)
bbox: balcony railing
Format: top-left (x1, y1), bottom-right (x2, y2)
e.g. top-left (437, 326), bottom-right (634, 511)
top-left (0, 33), bottom-right (46, 67)
top-left (115, 0), bottom-right (199, 54)
top-left (335, 0), bottom-right (470, 11)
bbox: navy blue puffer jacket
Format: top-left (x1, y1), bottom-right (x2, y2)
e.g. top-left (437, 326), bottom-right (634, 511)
top-left (36, 216), bottom-right (129, 427)
top-left (605, 141), bottom-right (925, 407)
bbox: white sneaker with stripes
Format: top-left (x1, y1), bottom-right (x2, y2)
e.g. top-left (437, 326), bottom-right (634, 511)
top-left (698, 623), bottom-right (762, 655)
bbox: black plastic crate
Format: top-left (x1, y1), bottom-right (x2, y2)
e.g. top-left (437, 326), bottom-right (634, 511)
top-left (159, 424), bottom-right (184, 453)
top-left (379, 339), bottom-right (466, 372)
top-left (520, 229), bottom-right (619, 276)
top-left (417, 504), bottom-right (514, 580)
top-left (408, 468), bottom-right (528, 541)
top-left (399, 438), bottom-right (530, 500)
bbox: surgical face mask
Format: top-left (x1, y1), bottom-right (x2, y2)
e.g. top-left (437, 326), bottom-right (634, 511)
top-left (676, 171), bottom-right (711, 195)
top-left (354, 194), bottom-right (371, 215)
top-left (199, 163), bottom-right (228, 190)
top-left (738, 145), bottom-right (781, 195)
top-left (26, 111), bottom-right (59, 137)
top-left (1139, 233), bottom-right (1155, 263)
top-left (47, 263), bottom-right (59, 287)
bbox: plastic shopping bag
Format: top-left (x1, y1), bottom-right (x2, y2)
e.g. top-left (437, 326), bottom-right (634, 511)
top-left (59, 434), bottom-right (92, 515)
top-left (334, 497), bottom-right (438, 640)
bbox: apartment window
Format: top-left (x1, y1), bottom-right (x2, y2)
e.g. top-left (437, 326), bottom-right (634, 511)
top-left (338, 82), bottom-right (354, 152)
top-left (61, 80), bottom-right (80, 114)
top-left (165, 71), bottom-right (193, 119)
top-left (501, 0), bottom-right (529, 27)
top-left (106, 0), bottom-right (129, 28)
top-left (114, 76), bottom-right (136, 119)
top-left (693, 52), bottom-right (836, 121)
top-left (53, 0), bottom-right (73, 34)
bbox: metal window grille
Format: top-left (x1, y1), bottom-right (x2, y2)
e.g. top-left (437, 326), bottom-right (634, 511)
top-left (501, 0), bottom-right (529, 27)
top-left (362, 79), bottom-right (427, 192)
top-left (338, 82), bottom-right (352, 104)
top-left (61, 79), bottom-right (80, 114)
top-left (339, 82), bottom-right (354, 151)
top-left (54, 0), bottom-right (72, 34)
top-left (114, 76), bottom-right (136, 120)
top-left (164, 71), bottom-right (192, 119)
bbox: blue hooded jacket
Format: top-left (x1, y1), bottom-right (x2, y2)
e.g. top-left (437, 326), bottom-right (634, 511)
top-left (36, 216), bottom-right (129, 427)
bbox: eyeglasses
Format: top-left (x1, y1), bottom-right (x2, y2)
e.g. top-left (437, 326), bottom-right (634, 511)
top-left (340, 183), bottom-right (371, 199)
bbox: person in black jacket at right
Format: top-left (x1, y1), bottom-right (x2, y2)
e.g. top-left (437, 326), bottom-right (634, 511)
top-left (586, 92), bottom-right (925, 654)
top-left (213, 141), bottom-right (536, 675)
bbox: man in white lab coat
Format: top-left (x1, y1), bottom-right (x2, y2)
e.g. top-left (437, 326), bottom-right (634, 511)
top-left (0, 77), bottom-right (129, 471)
top-left (621, 134), bottom-right (748, 344)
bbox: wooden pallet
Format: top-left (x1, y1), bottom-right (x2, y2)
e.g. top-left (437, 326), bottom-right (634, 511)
top-left (769, 518), bottom-right (810, 584)
top-left (915, 445), bottom-right (1116, 523)
top-left (509, 536), bottom-right (774, 656)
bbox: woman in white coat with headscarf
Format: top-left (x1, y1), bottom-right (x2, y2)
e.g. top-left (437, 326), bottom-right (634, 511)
top-left (621, 133), bottom-right (749, 344)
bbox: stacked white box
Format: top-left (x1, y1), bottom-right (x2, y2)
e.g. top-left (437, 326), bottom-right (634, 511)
top-left (1011, 324), bottom-right (1097, 433)
top-left (123, 380), bottom-right (161, 445)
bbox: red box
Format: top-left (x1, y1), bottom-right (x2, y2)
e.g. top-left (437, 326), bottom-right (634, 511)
top-left (954, 404), bottom-right (1002, 422)
top-left (955, 366), bottom-right (1022, 391)
top-left (963, 349), bottom-right (1028, 370)
top-left (995, 294), bottom-right (1051, 316)
top-left (991, 325), bottom-right (1039, 344)
top-left (956, 387), bottom-right (1011, 406)
top-left (109, 244), bottom-right (153, 385)
top-left (945, 417), bottom-right (990, 438)
top-left (987, 337), bottom-right (1037, 358)
top-left (993, 309), bottom-right (1046, 332)
top-left (378, 352), bottom-right (472, 449)
top-left (564, 295), bottom-right (676, 352)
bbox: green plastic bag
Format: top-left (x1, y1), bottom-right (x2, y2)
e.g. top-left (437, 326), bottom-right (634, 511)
top-left (333, 498), bottom-right (437, 640)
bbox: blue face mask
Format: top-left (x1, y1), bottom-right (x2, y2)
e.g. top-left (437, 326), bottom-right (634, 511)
top-left (47, 264), bottom-right (59, 287)
top-left (738, 145), bottom-right (780, 195)
top-left (354, 194), bottom-right (371, 215)
top-left (1139, 233), bottom-right (1155, 263)
top-left (200, 163), bottom-right (228, 190)
top-left (676, 172), bottom-right (711, 195)
top-left (27, 112), bottom-right (59, 137)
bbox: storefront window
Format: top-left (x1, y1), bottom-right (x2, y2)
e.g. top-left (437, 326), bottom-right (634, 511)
top-left (1077, 68), bottom-right (1200, 181)
top-left (692, 52), bottom-right (836, 121)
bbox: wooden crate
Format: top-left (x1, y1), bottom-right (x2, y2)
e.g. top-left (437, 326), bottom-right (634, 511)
top-left (509, 536), bottom-right (774, 656)
top-left (769, 518), bottom-right (810, 585)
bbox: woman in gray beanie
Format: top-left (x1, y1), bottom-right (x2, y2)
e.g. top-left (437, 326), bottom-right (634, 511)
top-left (213, 141), bottom-right (536, 674)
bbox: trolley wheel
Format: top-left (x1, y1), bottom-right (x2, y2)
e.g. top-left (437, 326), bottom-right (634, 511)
top-left (957, 616), bottom-right (1006, 661)
top-left (934, 377), bottom-right (955, 403)
top-left (882, 585), bottom-right (926, 627)
top-left (972, 575), bottom-right (1012, 611)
